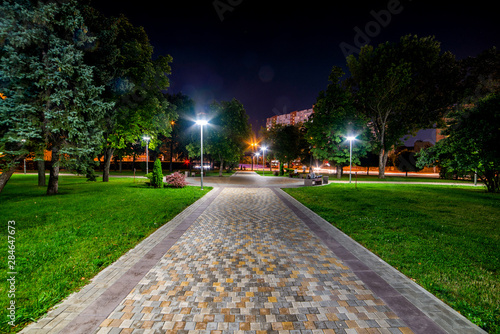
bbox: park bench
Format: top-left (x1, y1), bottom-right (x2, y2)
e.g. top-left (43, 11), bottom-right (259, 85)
top-left (304, 177), bottom-right (323, 186)
top-left (304, 175), bottom-right (329, 186)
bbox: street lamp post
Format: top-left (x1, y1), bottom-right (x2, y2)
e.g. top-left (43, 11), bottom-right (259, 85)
top-left (255, 152), bottom-right (260, 172)
top-left (142, 135), bottom-right (151, 175)
top-left (196, 120), bottom-right (208, 190)
top-left (346, 136), bottom-right (356, 184)
top-left (261, 146), bottom-right (267, 176)
top-left (251, 143), bottom-right (256, 170)
top-left (170, 120), bottom-right (175, 173)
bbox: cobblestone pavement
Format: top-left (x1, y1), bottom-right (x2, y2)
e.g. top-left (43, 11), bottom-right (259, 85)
top-left (94, 188), bottom-right (414, 334)
top-left (185, 171), bottom-right (304, 188)
top-left (21, 174), bottom-right (485, 334)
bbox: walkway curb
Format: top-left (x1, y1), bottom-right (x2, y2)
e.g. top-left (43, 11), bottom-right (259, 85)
top-left (20, 187), bottom-right (223, 334)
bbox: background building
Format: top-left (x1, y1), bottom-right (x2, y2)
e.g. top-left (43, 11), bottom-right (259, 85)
top-left (266, 108), bottom-right (313, 129)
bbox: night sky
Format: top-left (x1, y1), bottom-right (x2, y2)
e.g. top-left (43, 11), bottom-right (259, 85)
top-left (90, 1), bottom-right (498, 132)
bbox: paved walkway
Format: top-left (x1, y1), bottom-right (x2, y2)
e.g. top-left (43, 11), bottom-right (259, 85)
top-left (21, 173), bottom-right (485, 334)
top-left (185, 171), bottom-right (304, 188)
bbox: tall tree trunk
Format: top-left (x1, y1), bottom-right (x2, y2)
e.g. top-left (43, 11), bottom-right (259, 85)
top-left (336, 164), bottom-right (343, 179)
top-left (378, 149), bottom-right (389, 179)
top-left (37, 160), bottom-right (46, 186)
top-left (0, 156), bottom-right (25, 193)
top-left (102, 147), bottom-right (114, 182)
top-left (483, 170), bottom-right (499, 193)
top-left (219, 158), bottom-right (224, 177)
top-left (47, 145), bottom-right (60, 195)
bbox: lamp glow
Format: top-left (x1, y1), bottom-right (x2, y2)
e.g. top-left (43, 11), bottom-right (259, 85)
top-left (261, 146), bottom-right (268, 176)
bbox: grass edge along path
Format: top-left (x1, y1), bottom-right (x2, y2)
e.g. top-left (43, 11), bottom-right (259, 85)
top-left (0, 175), bottom-right (211, 333)
top-left (283, 183), bottom-right (499, 334)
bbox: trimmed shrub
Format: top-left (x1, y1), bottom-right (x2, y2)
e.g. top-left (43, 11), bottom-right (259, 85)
top-left (151, 159), bottom-right (164, 188)
top-left (165, 171), bottom-right (188, 188)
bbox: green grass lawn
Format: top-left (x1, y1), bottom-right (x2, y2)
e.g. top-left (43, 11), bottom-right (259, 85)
top-left (0, 175), bottom-right (211, 333)
top-left (284, 183), bottom-right (499, 333)
top-left (326, 174), bottom-right (474, 183)
top-left (255, 170), bottom-right (475, 183)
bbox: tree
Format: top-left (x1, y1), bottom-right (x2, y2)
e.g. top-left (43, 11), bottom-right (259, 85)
top-left (306, 67), bottom-right (371, 179)
top-left (0, 0), bottom-right (112, 194)
top-left (206, 99), bottom-right (251, 176)
top-left (266, 124), bottom-right (307, 174)
top-left (81, 9), bottom-right (175, 182)
top-left (417, 94), bottom-right (500, 193)
top-left (347, 35), bottom-right (460, 178)
top-left (0, 0), bottom-right (41, 193)
top-left (151, 158), bottom-right (163, 188)
top-left (394, 149), bottom-right (423, 176)
top-left (459, 47), bottom-right (500, 103)
top-left (165, 92), bottom-right (196, 171)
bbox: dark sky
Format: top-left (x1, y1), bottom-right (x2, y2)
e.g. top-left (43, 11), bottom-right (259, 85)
top-left (90, 1), bottom-right (498, 132)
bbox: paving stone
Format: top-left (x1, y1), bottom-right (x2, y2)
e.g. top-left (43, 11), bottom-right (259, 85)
top-left (95, 188), bottom-right (414, 334)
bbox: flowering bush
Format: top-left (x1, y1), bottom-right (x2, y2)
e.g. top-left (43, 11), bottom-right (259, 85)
top-left (165, 172), bottom-right (188, 188)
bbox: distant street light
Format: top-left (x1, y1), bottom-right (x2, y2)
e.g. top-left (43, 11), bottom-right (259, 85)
top-left (346, 136), bottom-right (356, 183)
top-left (142, 135), bottom-right (151, 175)
top-left (170, 120), bottom-right (175, 172)
top-left (261, 146), bottom-right (268, 176)
top-left (195, 120), bottom-right (209, 190)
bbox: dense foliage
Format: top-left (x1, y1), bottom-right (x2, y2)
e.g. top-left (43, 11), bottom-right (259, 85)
top-left (205, 99), bottom-right (251, 176)
top-left (346, 35), bottom-right (460, 178)
top-left (81, 8), bottom-right (175, 182)
top-left (0, 0), bottom-right (113, 194)
top-left (417, 94), bottom-right (500, 192)
top-left (266, 124), bottom-right (307, 173)
top-left (0, 0), bottom-right (179, 193)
